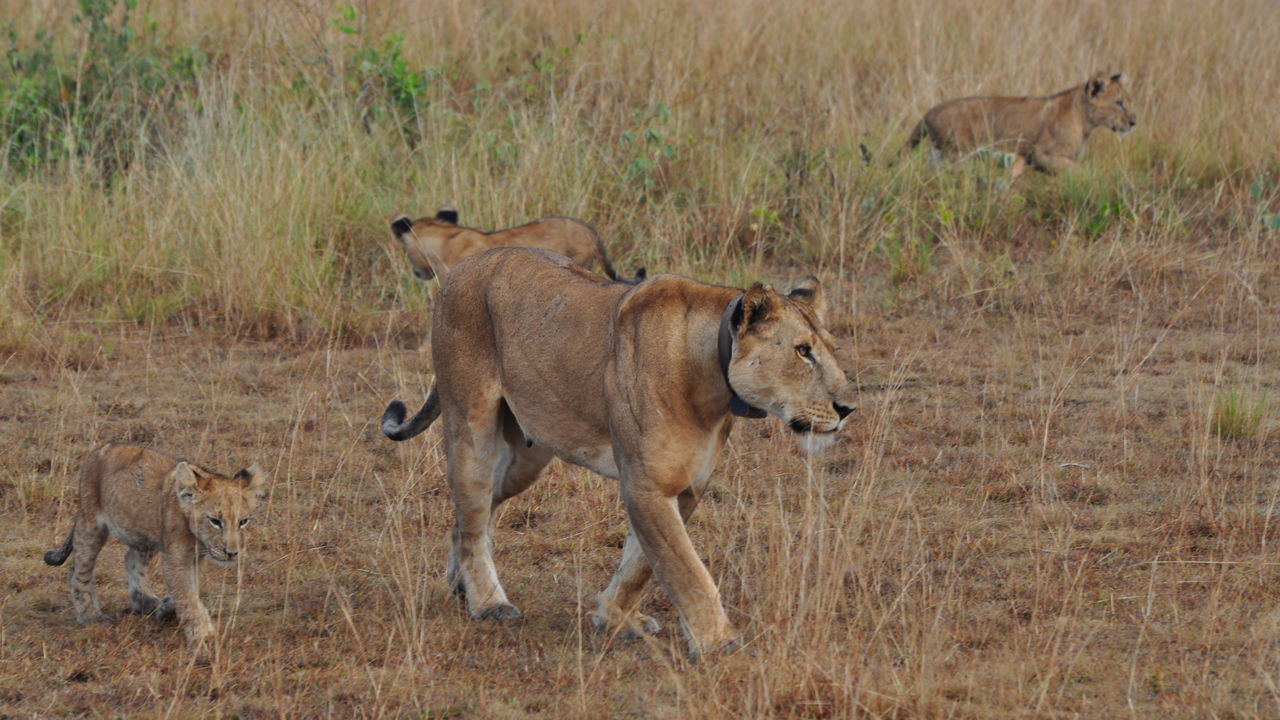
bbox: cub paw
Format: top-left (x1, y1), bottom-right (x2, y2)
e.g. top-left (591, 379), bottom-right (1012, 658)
top-left (129, 591), bottom-right (162, 616)
top-left (475, 603), bottom-right (523, 622)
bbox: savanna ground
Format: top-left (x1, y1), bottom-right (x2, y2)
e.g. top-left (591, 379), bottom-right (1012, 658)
top-left (2, 0), bottom-right (1280, 717)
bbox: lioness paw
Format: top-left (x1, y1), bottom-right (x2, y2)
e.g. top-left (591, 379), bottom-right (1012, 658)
top-left (590, 609), bottom-right (661, 638)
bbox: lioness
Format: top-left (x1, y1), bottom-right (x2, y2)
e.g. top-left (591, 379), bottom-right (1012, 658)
top-left (381, 247), bottom-right (855, 656)
top-left (391, 207), bottom-right (627, 281)
top-left (908, 72), bottom-right (1136, 176)
top-left (43, 444), bottom-right (268, 644)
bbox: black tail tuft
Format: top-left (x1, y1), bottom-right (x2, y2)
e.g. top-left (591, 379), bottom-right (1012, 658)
top-left (44, 528), bottom-right (74, 566)
top-left (859, 142), bottom-right (873, 165)
top-left (390, 216), bottom-right (414, 238)
top-left (381, 390), bottom-right (442, 442)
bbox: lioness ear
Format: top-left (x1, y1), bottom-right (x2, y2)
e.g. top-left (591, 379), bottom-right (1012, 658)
top-left (435, 207), bottom-right (459, 225)
top-left (734, 283), bottom-right (779, 333)
top-left (174, 462), bottom-right (198, 507)
top-left (1087, 77), bottom-right (1105, 98)
top-left (390, 215), bottom-right (413, 239)
top-left (235, 464), bottom-right (269, 502)
top-left (787, 276), bottom-right (827, 324)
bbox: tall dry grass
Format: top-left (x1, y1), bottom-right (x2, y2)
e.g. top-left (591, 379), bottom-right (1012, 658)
top-left (2, 0), bottom-right (1278, 352)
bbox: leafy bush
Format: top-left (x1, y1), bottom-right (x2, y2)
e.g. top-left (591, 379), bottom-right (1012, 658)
top-left (0, 0), bottom-right (205, 173)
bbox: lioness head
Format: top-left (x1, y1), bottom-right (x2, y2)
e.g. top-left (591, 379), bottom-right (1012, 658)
top-left (726, 278), bottom-right (855, 453)
top-left (390, 207), bottom-right (461, 281)
top-left (174, 462), bottom-right (268, 567)
top-left (1084, 72), bottom-right (1137, 137)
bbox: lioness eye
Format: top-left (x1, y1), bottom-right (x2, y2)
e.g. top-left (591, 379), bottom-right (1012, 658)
top-left (796, 344), bottom-right (813, 359)
top-left (239, 518), bottom-right (250, 528)
top-left (208, 517), bottom-right (223, 528)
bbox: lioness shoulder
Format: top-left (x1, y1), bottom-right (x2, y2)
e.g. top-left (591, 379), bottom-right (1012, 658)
top-left (43, 443), bottom-right (268, 644)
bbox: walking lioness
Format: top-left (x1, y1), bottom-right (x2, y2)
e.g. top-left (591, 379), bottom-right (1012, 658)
top-left (909, 72), bottom-right (1136, 176)
top-left (43, 444), bottom-right (268, 644)
top-left (391, 207), bottom-right (624, 281)
top-left (381, 247), bottom-right (855, 656)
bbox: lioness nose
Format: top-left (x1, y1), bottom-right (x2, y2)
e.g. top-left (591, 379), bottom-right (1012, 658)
top-left (834, 402), bottom-right (854, 420)
top-left (225, 550), bottom-right (239, 559)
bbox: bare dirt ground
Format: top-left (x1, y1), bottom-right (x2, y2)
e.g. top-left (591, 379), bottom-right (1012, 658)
top-left (3, 239), bottom-right (1279, 717)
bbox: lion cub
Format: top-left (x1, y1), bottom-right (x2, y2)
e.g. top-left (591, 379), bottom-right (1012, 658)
top-left (390, 207), bottom-right (631, 282)
top-left (909, 72), bottom-right (1137, 177)
top-left (43, 443), bottom-right (268, 644)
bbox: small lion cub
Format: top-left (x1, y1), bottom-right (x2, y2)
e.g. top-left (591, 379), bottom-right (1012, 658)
top-left (43, 443), bottom-right (268, 644)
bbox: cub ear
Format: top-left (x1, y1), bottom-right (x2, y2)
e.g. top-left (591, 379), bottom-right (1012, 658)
top-left (235, 464), bottom-right (269, 502)
top-left (1110, 71), bottom-right (1126, 84)
top-left (173, 462), bottom-right (198, 507)
top-left (734, 283), bottom-right (780, 333)
top-left (435, 207), bottom-right (459, 225)
top-left (390, 215), bottom-right (414, 238)
top-left (787, 276), bottom-right (827, 324)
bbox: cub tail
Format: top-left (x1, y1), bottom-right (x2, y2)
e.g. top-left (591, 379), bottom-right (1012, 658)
top-left (382, 386), bottom-right (442, 441)
top-left (44, 526), bottom-right (74, 566)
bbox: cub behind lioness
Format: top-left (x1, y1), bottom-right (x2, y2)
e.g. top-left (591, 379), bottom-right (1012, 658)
top-left (391, 207), bottom-right (631, 281)
top-left (43, 443), bottom-right (268, 644)
top-left (909, 72), bottom-right (1136, 176)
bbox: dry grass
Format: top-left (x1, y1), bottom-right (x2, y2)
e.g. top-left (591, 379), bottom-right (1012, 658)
top-left (3, 0), bottom-right (1280, 717)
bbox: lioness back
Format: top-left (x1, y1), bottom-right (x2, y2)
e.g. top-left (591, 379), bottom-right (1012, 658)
top-left (390, 207), bottom-right (620, 281)
top-left (43, 443), bottom-right (268, 644)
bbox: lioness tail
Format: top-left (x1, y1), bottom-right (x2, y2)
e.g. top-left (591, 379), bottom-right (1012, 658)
top-left (44, 526), bottom-right (74, 566)
top-left (382, 386), bottom-right (442, 441)
top-left (588, 225), bottom-right (619, 281)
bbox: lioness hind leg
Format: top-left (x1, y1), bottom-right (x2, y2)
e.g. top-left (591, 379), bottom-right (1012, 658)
top-left (68, 522), bottom-right (112, 624)
top-left (444, 406), bottom-right (535, 622)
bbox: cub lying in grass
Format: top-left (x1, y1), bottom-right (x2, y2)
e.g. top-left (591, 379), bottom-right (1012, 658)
top-left (391, 207), bottom-right (639, 282)
top-left (43, 443), bottom-right (267, 644)
top-left (908, 71), bottom-right (1137, 177)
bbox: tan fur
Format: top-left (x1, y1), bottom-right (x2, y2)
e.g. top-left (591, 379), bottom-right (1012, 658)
top-left (909, 72), bottom-right (1137, 175)
top-left (381, 247), bottom-right (856, 656)
top-left (391, 207), bottom-right (620, 281)
top-left (43, 444), bottom-right (268, 644)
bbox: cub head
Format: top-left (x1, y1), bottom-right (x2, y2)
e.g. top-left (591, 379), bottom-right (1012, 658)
top-left (389, 206), bottom-right (461, 281)
top-left (174, 462), bottom-right (268, 567)
top-left (1084, 71), bottom-right (1137, 137)
top-left (726, 278), bottom-right (856, 454)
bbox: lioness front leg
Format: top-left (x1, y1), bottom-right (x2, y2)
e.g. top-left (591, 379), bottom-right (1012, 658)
top-left (162, 547), bottom-right (213, 644)
top-left (592, 529), bottom-right (661, 638)
top-left (622, 486), bottom-right (736, 657)
top-left (595, 485), bottom-right (707, 638)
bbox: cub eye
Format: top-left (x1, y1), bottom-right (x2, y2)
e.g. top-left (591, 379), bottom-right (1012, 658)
top-left (796, 344), bottom-right (813, 360)
top-left (208, 517), bottom-right (223, 529)
top-left (239, 518), bottom-right (250, 528)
